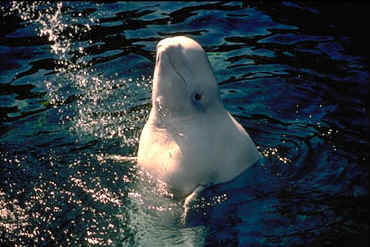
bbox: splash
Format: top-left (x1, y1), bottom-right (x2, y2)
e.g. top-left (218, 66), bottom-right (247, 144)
top-left (124, 167), bottom-right (207, 247)
top-left (8, 1), bottom-right (152, 147)
top-left (72, 75), bottom-right (151, 146)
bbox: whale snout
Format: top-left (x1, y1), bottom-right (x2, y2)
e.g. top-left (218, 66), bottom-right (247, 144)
top-left (154, 37), bottom-right (199, 91)
top-left (154, 36), bottom-right (209, 84)
top-left (156, 36), bottom-right (204, 58)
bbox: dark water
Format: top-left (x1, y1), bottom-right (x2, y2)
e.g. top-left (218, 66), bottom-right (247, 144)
top-left (0, 1), bottom-right (368, 246)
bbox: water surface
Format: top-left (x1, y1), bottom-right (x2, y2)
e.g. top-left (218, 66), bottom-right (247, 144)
top-left (0, 1), bottom-right (368, 246)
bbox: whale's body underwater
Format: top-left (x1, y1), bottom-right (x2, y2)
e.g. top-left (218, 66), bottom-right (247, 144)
top-left (137, 36), bottom-right (261, 200)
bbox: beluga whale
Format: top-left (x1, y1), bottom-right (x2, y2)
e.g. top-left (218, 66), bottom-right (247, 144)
top-left (137, 36), bottom-right (261, 202)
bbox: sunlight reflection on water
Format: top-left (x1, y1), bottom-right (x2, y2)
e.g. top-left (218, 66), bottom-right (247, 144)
top-left (1, 1), bottom-right (368, 246)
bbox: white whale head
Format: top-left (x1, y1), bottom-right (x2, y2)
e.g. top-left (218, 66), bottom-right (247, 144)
top-left (138, 36), bottom-right (260, 199)
top-left (151, 36), bottom-right (223, 124)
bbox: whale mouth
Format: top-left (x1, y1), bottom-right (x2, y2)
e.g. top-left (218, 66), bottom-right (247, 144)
top-left (167, 54), bottom-right (188, 87)
top-left (156, 45), bottom-right (189, 89)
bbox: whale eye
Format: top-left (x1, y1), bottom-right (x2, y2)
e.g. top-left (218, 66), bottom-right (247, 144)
top-left (194, 93), bottom-right (202, 101)
top-left (192, 92), bottom-right (203, 103)
top-left (191, 92), bottom-right (205, 111)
